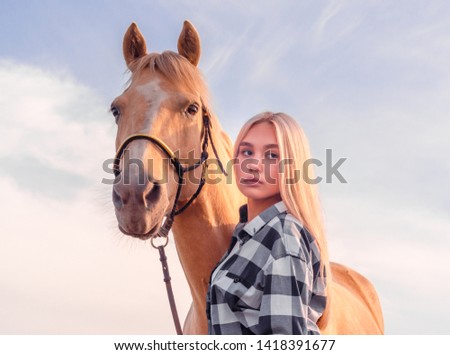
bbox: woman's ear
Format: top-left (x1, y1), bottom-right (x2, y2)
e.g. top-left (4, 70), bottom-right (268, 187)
top-left (177, 20), bottom-right (201, 66)
top-left (123, 22), bottom-right (148, 70)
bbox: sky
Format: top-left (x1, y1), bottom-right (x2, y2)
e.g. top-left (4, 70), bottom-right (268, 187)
top-left (1, 0), bottom-right (449, 335)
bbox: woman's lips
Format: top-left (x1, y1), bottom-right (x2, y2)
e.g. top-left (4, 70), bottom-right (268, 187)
top-left (240, 178), bottom-right (262, 185)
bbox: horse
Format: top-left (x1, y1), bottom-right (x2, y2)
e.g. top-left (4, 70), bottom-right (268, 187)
top-left (110, 20), bottom-right (384, 335)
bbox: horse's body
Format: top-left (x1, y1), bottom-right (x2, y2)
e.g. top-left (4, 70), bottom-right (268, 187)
top-left (111, 21), bottom-right (384, 334)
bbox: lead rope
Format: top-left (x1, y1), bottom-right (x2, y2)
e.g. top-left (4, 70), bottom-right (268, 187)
top-left (152, 215), bottom-right (183, 335)
top-left (150, 173), bottom-right (184, 335)
top-left (157, 246), bottom-right (182, 334)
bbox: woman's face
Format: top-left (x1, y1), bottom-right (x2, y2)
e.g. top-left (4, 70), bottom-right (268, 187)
top-left (234, 122), bottom-right (281, 202)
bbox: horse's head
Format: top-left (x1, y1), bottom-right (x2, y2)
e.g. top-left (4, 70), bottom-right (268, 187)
top-left (111, 21), bottom-right (210, 239)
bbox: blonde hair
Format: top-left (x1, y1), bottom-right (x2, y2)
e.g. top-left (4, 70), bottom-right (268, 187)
top-left (233, 112), bottom-right (330, 326)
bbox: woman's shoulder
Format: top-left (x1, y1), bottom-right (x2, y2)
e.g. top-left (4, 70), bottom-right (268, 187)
top-left (283, 213), bottom-right (322, 269)
top-left (266, 212), bottom-right (311, 261)
top-left (283, 213), bottom-right (316, 245)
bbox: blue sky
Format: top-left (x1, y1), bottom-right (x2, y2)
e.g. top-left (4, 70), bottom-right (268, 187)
top-left (1, 0), bottom-right (449, 334)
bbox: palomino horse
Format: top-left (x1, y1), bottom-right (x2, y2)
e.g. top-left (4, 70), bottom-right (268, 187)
top-left (111, 20), bottom-right (384, 334)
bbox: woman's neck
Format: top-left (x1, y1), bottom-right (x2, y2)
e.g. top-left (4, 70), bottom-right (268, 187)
top-left (246, 193), bottom-right (282, 221)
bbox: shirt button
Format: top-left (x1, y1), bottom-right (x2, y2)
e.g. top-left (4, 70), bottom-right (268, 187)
top-left (233, 277), bottom-right (240, 283)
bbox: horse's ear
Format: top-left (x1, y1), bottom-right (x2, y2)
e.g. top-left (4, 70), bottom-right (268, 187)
top-left (177, 20), bottom-right (201, 66)
top-left (123, 22), bottom-right (147, 70)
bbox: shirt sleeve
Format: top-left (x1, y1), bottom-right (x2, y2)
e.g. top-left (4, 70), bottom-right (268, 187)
top-left (256, 252), bottom-right (315, 335)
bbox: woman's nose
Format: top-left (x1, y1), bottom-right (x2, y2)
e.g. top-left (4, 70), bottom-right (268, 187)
top-left (247, 157), bottom-right (263, 172)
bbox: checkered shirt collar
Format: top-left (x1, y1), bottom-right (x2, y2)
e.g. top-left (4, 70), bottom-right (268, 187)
top-left (238, 200), bottom-right (288, 238)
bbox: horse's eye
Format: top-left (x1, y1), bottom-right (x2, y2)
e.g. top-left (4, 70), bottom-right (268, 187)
top-left (111, 105), bottom-right (121, 124)
top-left (186, 104), bottom-right (199, 116)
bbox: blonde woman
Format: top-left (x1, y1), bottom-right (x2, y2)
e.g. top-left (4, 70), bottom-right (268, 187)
top-left (206, 112), bottom-right (329, 335)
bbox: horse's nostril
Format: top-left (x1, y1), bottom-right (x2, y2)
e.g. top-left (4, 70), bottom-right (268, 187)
top-left (145, 182), bottom-right (161, 208)
top-left (112, 187), bottom-right (123, 210)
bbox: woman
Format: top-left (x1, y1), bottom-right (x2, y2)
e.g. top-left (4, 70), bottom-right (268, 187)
top-left (206, 112), bottom-right (329, 335)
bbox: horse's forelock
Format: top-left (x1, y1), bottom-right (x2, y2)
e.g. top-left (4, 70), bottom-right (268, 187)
top-left (130, 51), bottom-right (210, 106)
top-left (127, 51), bottom-right (225, 147)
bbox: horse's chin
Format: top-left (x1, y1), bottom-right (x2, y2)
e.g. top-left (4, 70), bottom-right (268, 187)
top-left (115, 203), bottom-right (169, 240)
top-left (118, 222), bottom-right (160, 240)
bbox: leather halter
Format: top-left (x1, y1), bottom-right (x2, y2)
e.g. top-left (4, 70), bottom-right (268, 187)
top-left (113, 100), bottom-right (227, 334)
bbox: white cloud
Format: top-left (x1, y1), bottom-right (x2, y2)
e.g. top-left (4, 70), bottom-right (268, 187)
top-left (313, 0), bottom-right (345, 42)
top-left (0, 61), bottom-right (190, 334)
top-left (311, 0), bottom-right (364, 50)
top-left (0, 60), bottom-right (113, 180)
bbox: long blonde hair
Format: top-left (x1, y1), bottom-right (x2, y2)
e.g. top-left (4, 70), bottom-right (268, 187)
top-left (233, 112), bottom-right (330, 326)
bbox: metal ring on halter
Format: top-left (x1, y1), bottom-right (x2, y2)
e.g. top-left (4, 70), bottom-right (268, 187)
top-left (151, 234), bottom-right (169, 249)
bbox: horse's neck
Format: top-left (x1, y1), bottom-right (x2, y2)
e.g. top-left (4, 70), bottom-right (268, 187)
top-left (171, 130), bottom-right (244, 308)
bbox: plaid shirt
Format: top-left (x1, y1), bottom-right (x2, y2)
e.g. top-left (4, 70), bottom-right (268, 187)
top-left (206, 201), bottom-right (326, 335)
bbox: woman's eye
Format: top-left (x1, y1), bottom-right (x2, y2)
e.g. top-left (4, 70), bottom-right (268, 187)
top-left (241, 149), bottom-right (252, 157)
top-left (111, 105), bottom-right (121, 124)
top-left (186, 104), bottom-right (199, 115)
top-left (266, 151), bottom-right (279, 159)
